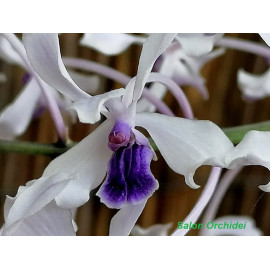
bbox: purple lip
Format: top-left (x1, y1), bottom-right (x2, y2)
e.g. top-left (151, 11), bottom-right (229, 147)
top-left (97, 143), bottom-right (158, 209)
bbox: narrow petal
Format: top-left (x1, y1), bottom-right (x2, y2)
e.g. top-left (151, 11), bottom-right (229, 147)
top-left (23, 34), bottom-right (89, 100)
top-left (226, 131), bottom-right (270, 191)
top-left (259, 33), bottom-right (270, 47)
top-left (136, 113), bottom-right (234, 188)
top-left (131, 223), bottom-right (172, 236)
top-left (176, 33), bottom-right (223, 57)
top-left (0, 78), bottom-right (42, 140)
top-left (80, 33), bottom-right (143, 55)
top-left (109, 200), bottom-right (147, 236)
top-left (71, 88), bottom-right (125, 123)
top-left (2, 201), bottom-right (76, 236)
top-left (203, 216), bottom-right (262, 236)
top-left (2, 173), bottom-right (75, 235)
top-left (0, 35), bottom-right (25, 66)
top-left (43, 119), bottom-right (113, 208)
top-left (68, 69), bottom-right (100, 94)
top-left (124, 34), bottom-right (177, 104)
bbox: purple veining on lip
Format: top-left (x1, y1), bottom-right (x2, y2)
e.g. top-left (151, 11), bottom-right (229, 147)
top-left (97, 143), bottom-right (158, 209)
top-left (22, 73), bottom-right (31, 84)
top-left (108, 121), bottom-right (131, 151)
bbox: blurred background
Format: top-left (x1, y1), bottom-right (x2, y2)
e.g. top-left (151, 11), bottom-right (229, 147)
top-left (1, 33), bottom-right (270, 236)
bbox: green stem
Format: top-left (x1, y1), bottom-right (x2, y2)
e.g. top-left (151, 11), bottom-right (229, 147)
top-left (223, 120), bottom-right (270, 144)
top-left (1, 121), bottom-right (270, 156)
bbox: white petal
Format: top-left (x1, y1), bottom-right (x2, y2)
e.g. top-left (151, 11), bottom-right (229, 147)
top-left (23, 34), bottom-right (89, 100)
top-left (2, 173), bottom-right (75, 235)
top-left (176, 33), bottom-right (223, 57)
top-left (259, 182), bottom-right (270, 192)
top-left (136, 113), bottom-right (234, 188)
top-left (226, 131), bottom-right (270, 190)
top-left (0, 78), bottom-right (42, 140)
top-left (68, 69), bottom-right (100, 94)
top-left (259, 33), bottom-right (270, 47)
top-left (237, 68), bottom-right (270, 99)
top-left (80, 33), bottom-right (143, 56)
top-left (2, 201), bottom-right (76, 236)
top-left (203, 216), bottom-right (263, 236)
top-left (43, 119), bottom-right (113, 208)
top-left (109, 200), bottom-right (147, 236)
top-left (71, 88), bottom-right (125, 124)
top-left (0, 35), bottom-right (25, 66)
top-left (131, 223), bottom-right (172, 236)
top-left (125, 34), bottom-right (177, 104)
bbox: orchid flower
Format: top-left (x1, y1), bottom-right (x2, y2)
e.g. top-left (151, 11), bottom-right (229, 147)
top-left (1, 173), bottom-right (77, 236)
top-left (237, 68), bottom-right (270, 100)
top-left (137, 46), bottom-right (225, 113)
top-left (176, 33), bottom-right (224, 57)
top-left (202, 216), bottom-right (263, 236)
top-left (80, 33), bottom-right (145, 55)
top-left (19, 33), bottom-right (236, 236)
top-left (0, 34), bottom-right (100, 140)
top-left (131, 223), bottom-right (172, 236)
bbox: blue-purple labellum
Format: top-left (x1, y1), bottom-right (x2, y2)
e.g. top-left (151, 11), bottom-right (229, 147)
top-left (97, 143), bottom-right (158, 209)
top-left (108, 121), bottom-right (131, 151)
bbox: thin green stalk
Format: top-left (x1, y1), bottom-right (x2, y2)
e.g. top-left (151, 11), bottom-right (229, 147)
top-left (1, 121), bottom-right (270, 156)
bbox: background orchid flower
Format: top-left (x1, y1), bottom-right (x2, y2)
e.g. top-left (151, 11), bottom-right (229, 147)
top-left (0, 34), bottom-right (100, 140)
top-left (176, 33), bottom-right (224, 57)
top-left (131, 223), bottom-right (172, 236)
top-left (1, 173), bottom-right (77, 236)
top-left (201, 216), bottom-right (263, 236)
top-left (21, 33), bottom-right (235, 236)
top-left (137, 46), bottom-right (225, 112)
top-left (80, 33), bottom-right (145, 55)
top-left (237, 68), bottom-right (270, 100)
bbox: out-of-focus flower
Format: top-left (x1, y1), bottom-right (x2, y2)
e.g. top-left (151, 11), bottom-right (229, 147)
top-left (202, 216), bottom-right (263, 236)
top-left (237, 68), bottom-right (270, 100)
top-left (1, 173), bottom-right (77, 236)
top-left (80, 33), bottom-right (145, 56)
top-left (0, 34), bottom-right (100, 140)
top-left (137, 45), bottom-right (225, 113)
top-left (176, 33), bottom-right (224, 57)
top-left (131, 223), bottom-right (172, 236)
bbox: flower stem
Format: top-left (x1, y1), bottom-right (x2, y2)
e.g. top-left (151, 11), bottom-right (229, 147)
top-left (199, 166), bottom-right (243, 236)
top-left (171, 167), bottom-right (222, 236)
top-left (1, 120), bottom-right (270, 156)
top-left (223, 120), bottom-right (270, 144)
top-left (217, 36), bottom-right (270, 58)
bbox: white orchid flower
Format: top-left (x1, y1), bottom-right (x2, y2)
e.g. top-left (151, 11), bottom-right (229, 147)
top-left (237, 68), bottom-right (270, 100)
top-left (20, 33), bottom-right (235, 236)
top-left (202, 216), bottom-right (263, 236)
top-left (1, 173), bottom-right (77, 236)
top-left (176, 33), bottom-right (224, 57)
top-left (0, 34), bottom-right (100, 140)
top-left (137, 46), bottom-right (225, 113)
top-left (131, 223), bottom-right (172, 236)
top-left (79, 33), bottom-right (145, 55)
